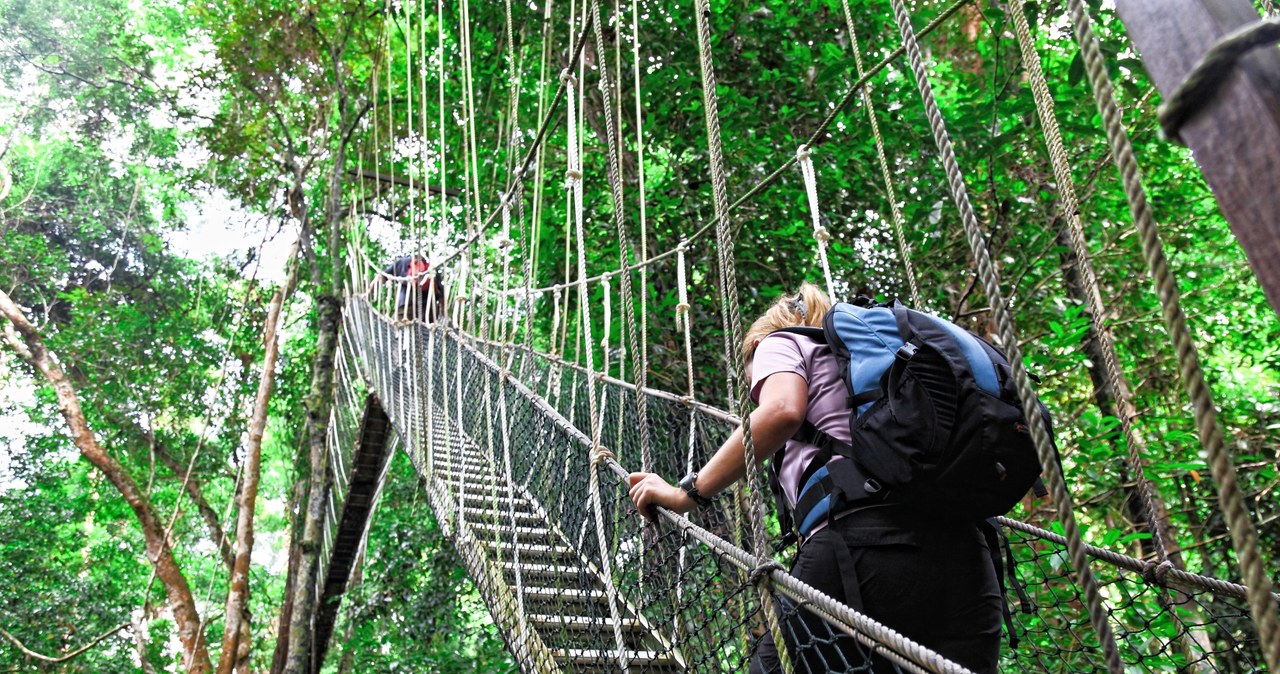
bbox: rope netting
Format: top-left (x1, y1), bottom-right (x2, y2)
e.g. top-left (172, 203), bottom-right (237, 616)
top-left (312, 0), bottom-right (1280, 671)
top-left (328, 300), bottom-right (1271, 672)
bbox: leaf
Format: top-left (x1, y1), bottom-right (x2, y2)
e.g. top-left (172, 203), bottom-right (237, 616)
top-left (1024, 1), bottom-right (1041, 28)
top-left (1068, 51), bottom-right (1085, 87)
top-left (815, 61), bottom-right (847, 85)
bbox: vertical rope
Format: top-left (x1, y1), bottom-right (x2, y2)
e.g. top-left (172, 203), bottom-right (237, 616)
top-left (1008, 0), bottom-right (1171, 562)
top-left (886, 0), bottom-right (1125, 670)
top-left (497, 0), bottom-right (534, 649)
top-left (689, 0), bottom-right (791, 670)
top-left (563, 68), bottom-right (630, 671)
top-left (587, 0), bottom-right (653, 473)
top-left (629, 0), bottom-right (651, 472)
top-left (838, 0), bottom-right (921, 307)
top-left (1064, 1), bottom-right (1280, 667)
top-left (795, 145), bottom-right (835, 299)
top-left (673, 240), bottom-right (698, 645)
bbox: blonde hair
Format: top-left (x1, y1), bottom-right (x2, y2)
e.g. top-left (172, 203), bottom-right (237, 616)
top-left (742, 282), bottom-right (832, 362)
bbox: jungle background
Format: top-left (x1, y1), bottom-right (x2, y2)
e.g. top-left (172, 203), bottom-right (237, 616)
top-left (1, 0), bottom-right (1278, 670)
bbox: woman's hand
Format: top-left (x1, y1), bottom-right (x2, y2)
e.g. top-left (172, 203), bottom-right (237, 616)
top-left (627, 472), bottom-right (694, 521)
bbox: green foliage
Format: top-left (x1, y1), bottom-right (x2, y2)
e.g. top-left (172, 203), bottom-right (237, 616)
top-left (1, 0), bottom-right (1278, 669)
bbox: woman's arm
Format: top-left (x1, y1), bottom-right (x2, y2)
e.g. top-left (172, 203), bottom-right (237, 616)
top-left (628, 372), bottom-right (807, 518)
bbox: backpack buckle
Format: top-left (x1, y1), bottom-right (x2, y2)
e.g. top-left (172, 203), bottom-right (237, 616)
top-left (895, 342), bottom-right (919, 362)
top-left (863, 478), bottom-right (883, 494)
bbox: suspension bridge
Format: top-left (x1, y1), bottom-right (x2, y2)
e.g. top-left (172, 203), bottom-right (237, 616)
top-left (298, 0), bottom-right (1280, 671)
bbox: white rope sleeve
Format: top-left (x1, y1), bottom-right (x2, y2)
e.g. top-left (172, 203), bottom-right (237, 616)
top-left (796, 144), bottom-right (835, 299)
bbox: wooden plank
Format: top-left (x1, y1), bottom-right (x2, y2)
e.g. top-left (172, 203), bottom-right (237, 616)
top-left (1115, 0), bottom-right (1280, 315)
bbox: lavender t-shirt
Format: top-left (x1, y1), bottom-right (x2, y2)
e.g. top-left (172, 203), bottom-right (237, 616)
top-left (749, 332), bottom-right (852, 508)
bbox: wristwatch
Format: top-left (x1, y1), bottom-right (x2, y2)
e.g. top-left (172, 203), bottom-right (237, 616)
top-left (678, 472), bottom-right (713, 508)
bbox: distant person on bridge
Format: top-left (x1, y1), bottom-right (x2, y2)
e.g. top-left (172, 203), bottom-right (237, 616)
top-left (373, 253), bottom-right (446, 324)
top-left (627, 282), bottom-right (1002, 674)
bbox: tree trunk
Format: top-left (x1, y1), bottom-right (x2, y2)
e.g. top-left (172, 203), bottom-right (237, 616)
top-left (282, 90), bottom-right (349, 672)
top-left (217, 239), bottom-right (303, 673)
top-left (0, 290), bottom-right (213, 674)
top-left (270, 475), bottom-right (307, 674)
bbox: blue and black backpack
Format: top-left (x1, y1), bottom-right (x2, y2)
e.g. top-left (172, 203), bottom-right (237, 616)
top-left (769, 297), bottom-right (1052, 545)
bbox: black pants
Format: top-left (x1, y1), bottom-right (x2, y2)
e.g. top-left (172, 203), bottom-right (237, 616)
top-left (750, 511), bottom-right (1003, 673)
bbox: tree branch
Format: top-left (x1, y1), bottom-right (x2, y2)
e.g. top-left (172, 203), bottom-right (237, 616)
top-left (0, 623), bottom-right (129, 664)
top-left (0, 291), bottom-right (212, 674)
top-left (348, 168), bottom-right (461, 196)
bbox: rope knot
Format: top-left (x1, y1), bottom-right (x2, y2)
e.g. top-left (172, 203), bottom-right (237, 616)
top-left (559, 69), bottom-right (576, 87)
top-left (675, 302), bottom-right (691, 316)
top-left (565, 168), bottom-right (583, 182)
top-left (748, 561), bottom-right (786, 586)
top-left (493, 235), bottom-right (514, 249)
top-left (678, 395), bottom-right (695, 406)
top-left (795, 144), bottom-right (813, 162)
top-left (1142, 560), bottom-right (1175, 586)
top-left (590, 444), bottom-right (614, 466)
top-left (812, 226), bottom-right (830, 243)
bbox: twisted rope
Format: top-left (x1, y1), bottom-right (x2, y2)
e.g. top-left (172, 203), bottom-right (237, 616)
top-left (689, 0), bottom-right (790, 669)
top-left (490, 0), bottom-right (971, 301)
top-left (887, 0), bottom-right (1124, 670)
top-left (588, 0), bottom-right (653, 473)
top-left (1065, 1), bottom-right (1280, 667)
top-left (565, 48), bottom-right (631, 668)
top-left (838, 0), bottom-right (922, 307)
top-left (1008, 0), bottom-right (1171, 563)
top-left (630, 0), bottom-right (652, 472)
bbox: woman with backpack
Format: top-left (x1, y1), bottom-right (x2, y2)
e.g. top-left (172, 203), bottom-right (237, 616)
top-left (626, 282), bottom-right (1003, 673)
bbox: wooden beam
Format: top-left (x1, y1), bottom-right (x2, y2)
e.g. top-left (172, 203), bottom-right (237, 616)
top-left (1115, 0), bottom-right (1280, 315)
